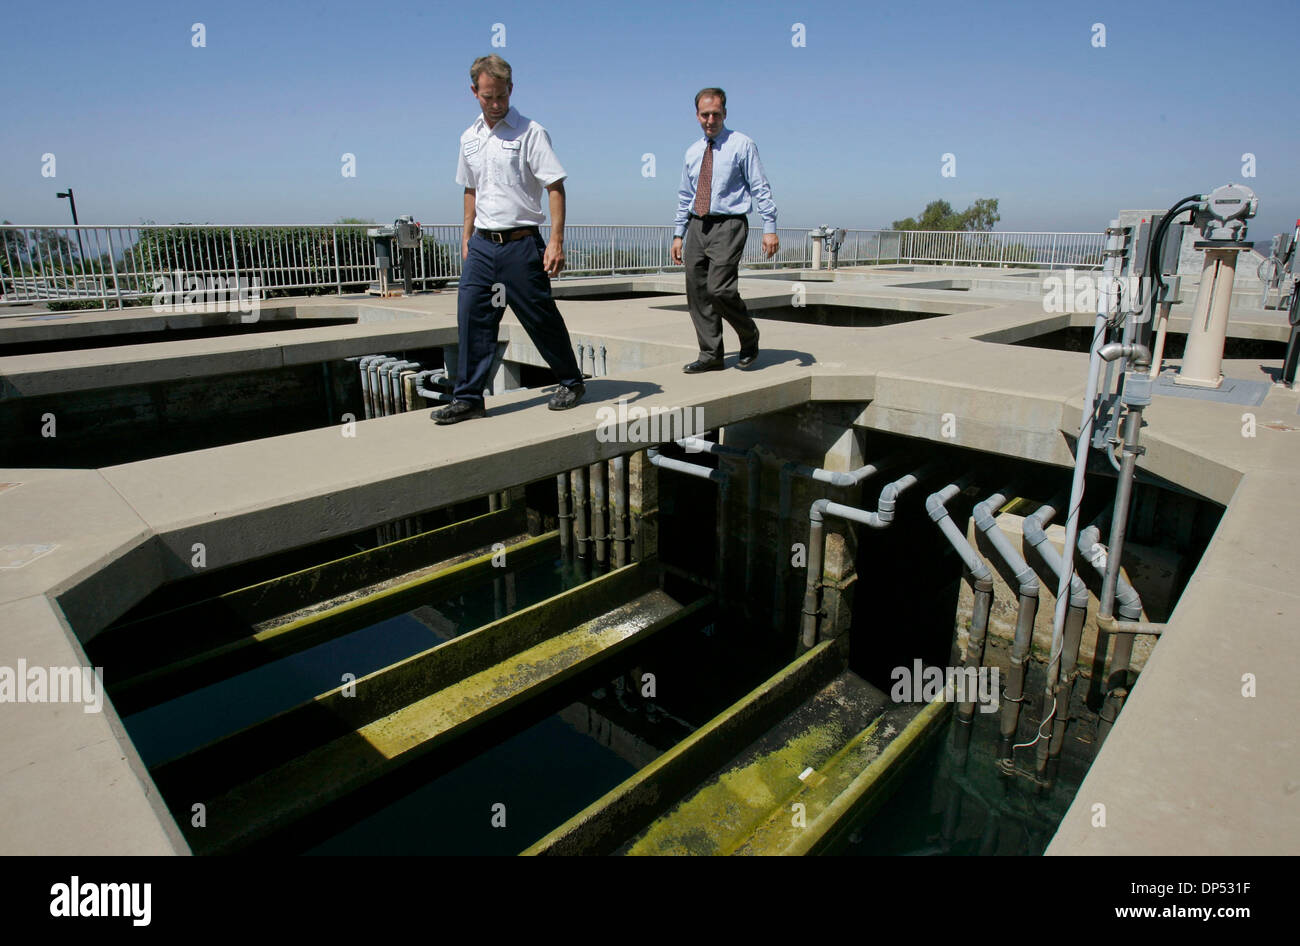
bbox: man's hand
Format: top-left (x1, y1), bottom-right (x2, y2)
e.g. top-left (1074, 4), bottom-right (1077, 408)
top-left (671, 236), bottom-right (683, 265)
top-left (462, 237), bottom-right (470, 260)
top-left (543, 239), bottom-right (565, 277)
top-left (762, 233), bottom-right (779, 258)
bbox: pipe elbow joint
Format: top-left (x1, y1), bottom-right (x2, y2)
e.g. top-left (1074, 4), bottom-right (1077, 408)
top-left (924, 492), bottom-right (949, 522)
top-left (810, 498), bottom-right (831, 523)
top-left (1069, 577), bottom-right (1089, 608)
top-left (972, 502), bottom-right (997, 530)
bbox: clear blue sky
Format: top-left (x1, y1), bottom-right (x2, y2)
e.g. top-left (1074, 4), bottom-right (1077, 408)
top-left (3, 0), bottom-right (1297, 238)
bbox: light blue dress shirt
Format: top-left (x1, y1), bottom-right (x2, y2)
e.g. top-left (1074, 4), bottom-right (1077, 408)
top-left (674, 127), bottom-right (777, 237)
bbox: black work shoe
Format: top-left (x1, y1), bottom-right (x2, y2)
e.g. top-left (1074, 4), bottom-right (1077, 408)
top-left (737, 348), bottom-right (759, 368)
top-left (432, 400), bottom-right (485, 425)
top-left (683, 359), bottom-right (724, 374)
top-left (548, 382), bottom-right (585, 411)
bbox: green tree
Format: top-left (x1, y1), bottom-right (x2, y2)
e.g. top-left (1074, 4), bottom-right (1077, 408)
top-left (892, 198), bottom-right (1000, 231)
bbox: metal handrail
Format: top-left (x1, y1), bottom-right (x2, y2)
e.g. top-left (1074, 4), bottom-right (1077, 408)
top-left (1, 223), bottom-right (1107, 308)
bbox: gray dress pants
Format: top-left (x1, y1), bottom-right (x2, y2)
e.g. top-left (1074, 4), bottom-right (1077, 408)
top-left (683, 215), bottom-right (760, 361)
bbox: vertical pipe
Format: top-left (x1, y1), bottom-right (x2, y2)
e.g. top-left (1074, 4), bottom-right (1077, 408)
top-left (1047, 603), bottom-right (1087, 759)
top-left (1000, 590), bottom-right (1039, 759)
top-left (572, 466), bottom-right (589, 559)
top-left (612, 455), bottom-right (629, 567)
top-left (592, 460), bottom-right (608, 569)
top-left (1095, 404), bottom-right (1147, 748)
top-left (799, 511), bottom-right (826, 651)
top-left (1147, 299), bottom-right (1174, 379)
top-left (358, 356), bottom-right (373, 420)
top-left (556, 472), bottom-right (572, 556)
top-left (1043, 223), bottom-right (1120, 748)
top-left (1178, 249), bottom-right (1239, 388)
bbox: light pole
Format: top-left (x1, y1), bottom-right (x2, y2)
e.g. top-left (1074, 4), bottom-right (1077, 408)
top-left (55, 189), bottom-right (86, 267)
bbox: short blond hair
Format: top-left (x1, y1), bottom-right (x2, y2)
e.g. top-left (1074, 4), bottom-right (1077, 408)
top-left (471, 54), bottom-right (512, 88)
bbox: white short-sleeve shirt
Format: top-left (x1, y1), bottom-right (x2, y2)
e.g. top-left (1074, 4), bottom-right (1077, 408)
top-left (456, 106), bottom-right (566, 230)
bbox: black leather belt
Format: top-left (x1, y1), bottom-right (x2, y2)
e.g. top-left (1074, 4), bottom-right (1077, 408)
top-left (476, 226), bottom-right (539, 244)
top-left (690, 213), bottom-right (746, 222)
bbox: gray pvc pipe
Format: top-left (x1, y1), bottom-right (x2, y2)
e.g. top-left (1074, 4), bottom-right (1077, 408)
top-left (1023, 500), bottom-right (1090, 771)
top-left (1095, 402), bottom-right (1148, 749)
top-left (926, 480), bottom-right (993, 730)
top-left (556, 473), bottom-right (572, 556)
top-left (572, 466), bottom-right (589, 559)
top-left (971, 490), bottom-right (1040, 755)
top-left (358, 354), bottom-right (391, 418)
top-left (775, 456), bottom-right (897, 631)
top-left (799, 463), bottom-right (941, 650)
top-left (374, 353), bottom-right (397, 413)
top-left (612, 455), bottom-right (629, 567)
top-left (1077, 523), bottom-right (1143, 622)
top-left (388, 361), bottom-right (421, 412)
top-left (592, 460), bottom-right (609, 568)
top-left (414, 368), bottom-right (452, 405)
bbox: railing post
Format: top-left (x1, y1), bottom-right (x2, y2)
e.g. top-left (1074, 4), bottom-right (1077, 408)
top-left (230, 229), bottom-right (241, 300)
top-left (106, 228), bottom-right (123, 309)
top-left (333, 228), bottom-right (342, 295)
top-left (1050, 233), bottom-right (1059, 270)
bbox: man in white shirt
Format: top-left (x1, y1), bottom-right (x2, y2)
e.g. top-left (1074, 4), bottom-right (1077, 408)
top-left (434, 54), bottom-right (586, 424)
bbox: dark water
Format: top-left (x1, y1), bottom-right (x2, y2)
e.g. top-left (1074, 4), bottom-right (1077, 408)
top-left (839, 663), bottom-right (1091, 857)
top-left (122, 554), bottom-right (589, 768)
top-left (305, 710), bottom-right (637, 855)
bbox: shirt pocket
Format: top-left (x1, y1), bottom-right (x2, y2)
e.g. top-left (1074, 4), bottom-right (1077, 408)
top-left (499, 140), bottom-right (525, 185)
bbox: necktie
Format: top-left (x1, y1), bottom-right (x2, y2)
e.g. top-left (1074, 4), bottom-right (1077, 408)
top-left (693, 139), bottom-right (714, 217)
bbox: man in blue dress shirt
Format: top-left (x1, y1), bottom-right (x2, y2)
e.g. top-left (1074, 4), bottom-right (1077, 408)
top-left (671, 88), bottom-right (779, 373)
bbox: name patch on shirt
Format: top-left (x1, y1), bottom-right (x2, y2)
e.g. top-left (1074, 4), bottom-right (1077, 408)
top-left (500, 139), bottom-right (522, 151)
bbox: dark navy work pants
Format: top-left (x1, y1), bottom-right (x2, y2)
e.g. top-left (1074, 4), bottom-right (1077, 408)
top-left (454, 229), bottom-right (583, 405)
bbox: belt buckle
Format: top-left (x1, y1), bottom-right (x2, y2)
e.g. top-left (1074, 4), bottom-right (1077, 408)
top-left (489, 231), bottom-right (505, 244)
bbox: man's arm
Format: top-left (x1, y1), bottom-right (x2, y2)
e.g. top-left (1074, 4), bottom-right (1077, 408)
top-left (671, 151), bottom-right (694, 265)
top-left (544, 181), bottom-right (565, 277)
top-left (743, 139), bottom-right (780, 258)
top-left (461, 188), bottom-right (475, 260)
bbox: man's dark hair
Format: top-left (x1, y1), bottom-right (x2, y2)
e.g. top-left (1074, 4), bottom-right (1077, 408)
top-left (694, 87), bottom-right (726, 111)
